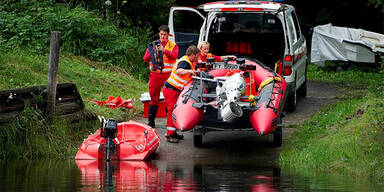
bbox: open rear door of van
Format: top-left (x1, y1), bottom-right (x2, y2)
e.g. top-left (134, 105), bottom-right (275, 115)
top-left (168, 7), bottom-right (205, 58)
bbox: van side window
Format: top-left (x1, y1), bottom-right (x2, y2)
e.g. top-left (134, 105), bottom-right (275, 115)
top-left (287, 14), bottom-right (297, 44)
top-left (292, 11), bottom-right (301, 40)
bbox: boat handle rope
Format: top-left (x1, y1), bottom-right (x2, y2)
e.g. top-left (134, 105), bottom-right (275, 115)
top-left (120, 123), bottom-right (148, 153)
top-left (182, 81), bottom-right (195, 104)
top-left (267, 81), bottom-right (284, 114)
top-left (258, 76), bottom-right (282, 92)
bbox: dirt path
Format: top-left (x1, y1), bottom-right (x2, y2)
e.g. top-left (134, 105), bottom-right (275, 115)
top-left (137, 80), bottom-right (342, 164)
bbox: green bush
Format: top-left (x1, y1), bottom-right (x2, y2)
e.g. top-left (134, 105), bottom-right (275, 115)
top-left (380, 58), bottom-right (384, 73)
top-left (0, 1), bottom-right (151, 79)
top-left (57, 0), bottom-right (175, 28)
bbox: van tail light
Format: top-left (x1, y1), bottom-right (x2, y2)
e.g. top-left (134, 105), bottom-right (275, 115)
top-left (284, 55), bottom-right (293, 62)
top-left (283, 65), bottom-right (292, 76)
top-left (282, 55), bottom-right (294, 76)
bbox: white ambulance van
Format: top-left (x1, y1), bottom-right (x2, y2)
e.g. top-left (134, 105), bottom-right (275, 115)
top-left (168, 0), bottom-right (307, 111)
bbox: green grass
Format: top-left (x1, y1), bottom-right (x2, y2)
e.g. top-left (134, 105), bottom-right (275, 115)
top-left (309, 62), bottom-right (383, 83)
top-left (0, 49), bottom-right (148, 119)
top-left (0, 106), bottom-right (98, 159)
top-left (280, 63), bottom-right (384, 181)
top-left (0, 49), bottom-right (148, 159)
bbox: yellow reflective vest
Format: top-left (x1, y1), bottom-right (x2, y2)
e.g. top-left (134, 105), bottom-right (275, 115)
top-left (166, 55), bottom-right (195, 90)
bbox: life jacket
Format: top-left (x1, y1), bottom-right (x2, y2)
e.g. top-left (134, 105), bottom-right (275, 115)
top-left (149, 40), bottom-right (177, 73)
top-left (166, 55), bottom-right (195, 91)
top-left (198, 53), bottom-right (212, 63)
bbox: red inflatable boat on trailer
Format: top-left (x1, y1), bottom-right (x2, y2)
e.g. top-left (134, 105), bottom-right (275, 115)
top-left (75, 118), bottom-right (160, 161)
top-left (172, 58), bottom-right (287, 146)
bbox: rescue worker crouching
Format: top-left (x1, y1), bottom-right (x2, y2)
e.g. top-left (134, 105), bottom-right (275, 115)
top-left (143, 25), bottom-right (179, 128)
top-left (198, 41), bottom-right (236, 63)
top-left (163, 45), bottom-right (201, 143)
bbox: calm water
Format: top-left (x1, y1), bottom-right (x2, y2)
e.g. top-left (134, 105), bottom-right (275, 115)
top-left (0, 159), bottom-right (383, 192)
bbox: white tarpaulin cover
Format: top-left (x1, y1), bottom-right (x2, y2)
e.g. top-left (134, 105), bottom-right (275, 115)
top-left (311, 23), bottom-right (384, 66)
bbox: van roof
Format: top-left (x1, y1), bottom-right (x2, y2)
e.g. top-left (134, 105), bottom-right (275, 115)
top-left (198, 1), bottom-right (285, 12)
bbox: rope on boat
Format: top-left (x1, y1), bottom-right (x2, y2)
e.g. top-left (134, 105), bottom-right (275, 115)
top-left (258, 76), bottom-right (282, 92)
top-left (119, 123), bottom-right (148, 153)
top-left (266, 80), bottom-right (284, 114)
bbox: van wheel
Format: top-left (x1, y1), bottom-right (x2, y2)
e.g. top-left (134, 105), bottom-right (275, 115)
top-left (298, 81), bottom-right (307, 98)
top-left (285, 89), bottom-right (297, 112)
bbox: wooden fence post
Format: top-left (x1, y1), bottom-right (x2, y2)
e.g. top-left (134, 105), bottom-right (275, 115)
top-left (46, 31), bottom-right (61, 120)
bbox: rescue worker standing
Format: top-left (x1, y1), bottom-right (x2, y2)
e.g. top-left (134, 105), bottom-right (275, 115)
top-left (143, 25), bottom-right (179, 128)
top-left (163, 45), bottom-right (200, 143)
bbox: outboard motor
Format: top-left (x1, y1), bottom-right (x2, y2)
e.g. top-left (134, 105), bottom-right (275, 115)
top-left (102, 119), bottom-right (117, 139)
top-left (216, 73), bottom-right (246, 123)
top-left (101, 118), bottom-right (118, 161)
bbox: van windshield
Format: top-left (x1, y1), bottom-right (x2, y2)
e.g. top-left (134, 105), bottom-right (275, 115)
top-left (212, 13), bottom-right (282, 34)
top-left (208, 13), bottom-right (284, 68)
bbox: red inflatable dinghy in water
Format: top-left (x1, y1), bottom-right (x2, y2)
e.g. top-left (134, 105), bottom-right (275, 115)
top-left (75, 119), bottom-right (160, 161)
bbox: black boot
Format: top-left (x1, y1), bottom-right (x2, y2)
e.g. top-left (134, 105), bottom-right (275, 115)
top-left (147, 105), bottom-right (158, 128)
top-left (174, 131), bottom-right (184, 140)
top-left (166, 135), bottom-right (179, 143)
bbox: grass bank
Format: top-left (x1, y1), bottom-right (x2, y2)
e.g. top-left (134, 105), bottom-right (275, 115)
top-left (280, 63), bottom-right (384, 180)
top-left (0, 50), bottom-right (148, 159)
top-left (0, 50), bottom-right (147, 118)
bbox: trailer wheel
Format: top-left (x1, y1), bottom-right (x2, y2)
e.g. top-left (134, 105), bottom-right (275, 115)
top-left (194, 134), bottom-right (203, 147)
top-left (193, 127), bottom-right (203, 147)
top-left (298, 80), bottom-right (307, 98)
top-left (273, 126), bottom-right (282, 147)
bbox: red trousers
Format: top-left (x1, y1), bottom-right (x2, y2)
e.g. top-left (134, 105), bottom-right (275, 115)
top-left (163, 86), bottom-right (181, 136)
top-left (148, 72), bottom-right (171, 106)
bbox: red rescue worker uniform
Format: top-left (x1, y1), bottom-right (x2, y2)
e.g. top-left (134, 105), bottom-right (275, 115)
top-left (143, 40), bottom-right (178, 127)
top-left (143, 40), bottom-right (179, 105)
top-left (163, 55), bottom-right (196, 137)
top-left (197, 52), bottom-right (222, 63)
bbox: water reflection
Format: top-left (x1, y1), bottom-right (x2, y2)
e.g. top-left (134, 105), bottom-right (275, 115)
top-left (0, 160), bottom-right (79, 192)
top-left (192, 164), bottom-right (280, 192)
top-left (76, 160), bottom-right (282, 192)
top-left (76, 160), bottom-right (200, 191)
top-left (1, 160), bottom-right (383, 192)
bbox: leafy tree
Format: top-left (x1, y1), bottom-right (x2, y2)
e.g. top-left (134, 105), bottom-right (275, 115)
top-left (286, 0), bottom-right (384, 34)
top-left (368, 0), bottom-right (384, 32)
top-left (54, 0), bottom-right (175, 30)
top-left (0, 0), bottom-right (151, 79)
top-left (369, 0), bottom-right (384, 10)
